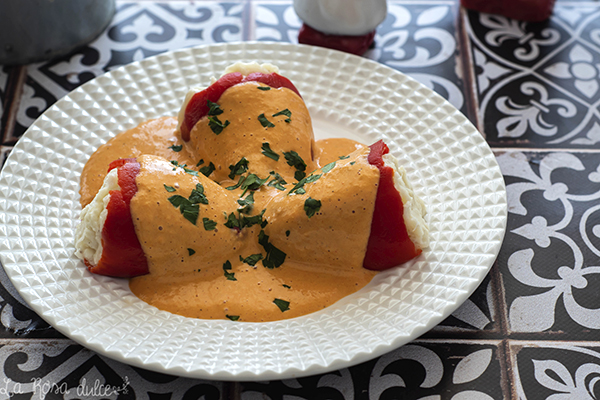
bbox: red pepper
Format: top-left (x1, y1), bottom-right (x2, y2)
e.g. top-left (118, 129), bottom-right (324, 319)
top-left (461, 0), bottom-right (555, 22)
top-left (298, 24), bottom-right (376, 56)
top-left (363, 140), bottom-right (420, 271)
top-left (180, 72), bottom-right (302, 141)
top-left (86, 158), bottom-right (149, 278)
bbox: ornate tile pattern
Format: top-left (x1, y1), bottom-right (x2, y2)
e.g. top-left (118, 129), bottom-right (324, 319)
top-left (241, 340), bottom-right (504, 399)
top-left (466, 3), bottom-right (600, 147)
top-left (496, 150), bottom-right (600, 337)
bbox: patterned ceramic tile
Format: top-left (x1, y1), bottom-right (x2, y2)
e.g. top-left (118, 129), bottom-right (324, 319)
top-left (510, 340), bottom-right (600, 399)
top-left (10, 1), bottom-right (244, 140)
top-left (0, 339), bottom-right (224, 399)
top-left (496, 150), bottom-right (600, 337)
top-left (466, 3), bottom-right (600, 147)
top-left (241, 340), bottom-right (505, 399)
top-left (252, 1), bottom-right (467, 115)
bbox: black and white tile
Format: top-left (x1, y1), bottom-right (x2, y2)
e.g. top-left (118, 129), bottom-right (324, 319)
top-left (466, 3), bottom-right (600, 147)
top-left (496, 151), bottom-right (600, 336)
top-left (10, 1), bottom-right (245, 140)
top-left (241, 340), bottom-right (504, 400)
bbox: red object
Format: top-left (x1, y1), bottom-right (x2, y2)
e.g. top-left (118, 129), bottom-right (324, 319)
top-left (86, 158), bottom-right (149, 278)
top-left (180, 72), bottom-right (303, 141)
top-left (363, 140), bottom-right (420, 271)
top-left (298, 24), bottom-right (376, 56)
top-left (461, 0), bottom-right (555, 22)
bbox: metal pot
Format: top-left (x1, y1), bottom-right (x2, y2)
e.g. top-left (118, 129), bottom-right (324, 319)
top-left (0, 0), bottom-right (116, 65)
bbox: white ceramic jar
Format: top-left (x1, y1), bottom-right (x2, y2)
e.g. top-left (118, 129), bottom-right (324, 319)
top-left (293, 0), bottom-right (387, 36)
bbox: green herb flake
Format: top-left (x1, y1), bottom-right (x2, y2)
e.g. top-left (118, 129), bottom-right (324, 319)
top-left (228, 157), bottom-right (249, 180)
top-left (304, 197), bottom-right (322, 218)
top-left (272, 109), bottom-right (292, 123)
top-left (283, 151), bottom-right (307, 172)
top-left (267, 171), bottom-right (287, 191)
top-left (322, 161), bottom-right (336, 173)
top-left (257, 86), bottom-right (271, 91)
top-left (188, 248), bottom-right (196, 256)
top-left (285, 230), bottom-right (290, 237)
top-left (189, 183), bottom-right (208, 205)
top-left (289, 173), bottom-right (322, 195)
top-left (208, 115), bottom-right (230, 135)
top-left (350, 161), bottom-right (356, 165)
top-left (283, 284), bottom-right (291, 289)
top-left (226, 175), bottom-right (246, 190)
top-left (207, 100), bottom-right (224, 116)
top-left (223, 260), bottom-right (236, 281)
top-left (240, 173), bottom-right (269, 195)
top-left (196, 159), bottom-right (205, 167)
top-left (241, 253), bottom-right (264, 266)
top-left (258, 230), bottom-right (287, 269)
top-left (261, 142), bottom-right (280, 161)
top-left (199, 162), bottom-right (216, 177)
top-left (170, 160), bottom-right (200, 177)
top-left (339, 155), bottom-right (350, 160)
top-left (168, 195), bottom-right (200, 225)
top-left (273, 298), bottom-right (290, 312)
top-left (258, 113), bottom-right (275, 128)
top-left (294, 171), bottom-right (306, 181)
top-left (164, 184), bottom-right (176, 192)
top-left (226, 315), bottom-right (240, 321)
top-left (202, 217), bottom-right (217, 231)
top-left (224, 212), bottom-right (241, 230)
top-left (168, 144), bottom-right (183, 152)
top-left (237, 192), bottom-right (255, 214)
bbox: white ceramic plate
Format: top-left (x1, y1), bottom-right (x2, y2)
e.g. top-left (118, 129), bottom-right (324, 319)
top-left (0, 42), bottom-right (507, 381)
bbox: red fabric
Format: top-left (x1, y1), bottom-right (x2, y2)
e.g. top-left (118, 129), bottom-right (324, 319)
top-left (180, 72), bottom-right (302, 141)
top-left (363, 140), bottom-right (420, 271)
top-left (298, 24), bottom-right (376, 56)
top-left (88, 159), bottom-right (149, 278)
top-left (461, 0), bottom-right (555, 22)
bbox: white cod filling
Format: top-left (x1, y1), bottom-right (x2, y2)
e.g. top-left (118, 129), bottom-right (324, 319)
top-left (74, 169), bottom-right (120, 266)
top-left (383, 153), bottom-right (429, 250)
top-left (176, 62), bottom-right (280, 132)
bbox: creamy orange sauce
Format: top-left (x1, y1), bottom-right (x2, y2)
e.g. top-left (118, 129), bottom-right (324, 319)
top-left (80, 83), bottom-right (380, 322)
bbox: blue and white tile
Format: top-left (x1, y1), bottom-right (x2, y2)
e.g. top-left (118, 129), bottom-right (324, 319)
top-left (0, 340), bottom-right (224, 399)
top-left (511, 341), bottom-right (600, 399)
top-left (241, 340), bottom-right (504, 399)
top-left (466, 3), bottom-right (600, 147)
top-left (496, 151), bottom-right (600, 336)
top-left (10, 1), bottom-right (244, 140)
top-left (253, 1), bottom-right (467, 115)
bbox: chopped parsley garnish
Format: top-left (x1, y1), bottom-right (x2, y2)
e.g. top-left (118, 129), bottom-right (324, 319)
top-left (240, 173), bottom-right (269, 195)
top-left (240, 253), bottom-right (264, 266)
top-left (188, 248), bottom-right (196, 256)
top-left (294, 171), bottom-right (306, 181)
top-left (170, 160), bottom-right (200, 177)
top-left (285, 230), bottom-right (290, 237)
top-left (350, 161), bottom-right (356, 165)
top-left (199, 162), bottom-right (216, 177)
top-left (224, 209), bottom-right (265, 231)
top-left (223, 260), bottom-right (236, 281)
top-left (339, 155), bottom-right (350, 159)
top-left (261, 142), bottom-right (280, 161)
top-left (237, 192), bottom-right (254, 214)
top-left (257, 86), bottom-right (271, 91)
top-left (207, 100), bottom-right (224, 116)
top-left (267, 171), bottom-right (287, 191)
top-left (168, 183), bottom-right (208, 225)
top-left (226, 315), bottom-right (240, 321)
top-left (288, 173), bottom-right (322, 195)
top-left (304, 197), bottom-right (321, 218)
top-left (196, 159), bottom-right (205, 167)
top-left (202, 217), bottom-right (217, 231)
top-left (226, 175), bottom-right (246, 190)
top-left (272, 109), bottom-right (292, 123)
top-left (208, 115), bottom-right (230, 135)
top-left (164, 184), bottom-right (176, 192)
top-left (168, 144), bottom-right (183, 152)
top-left (228, 157), bottom-right (249, 180)
top-left (273, 298), bottom-right (290, 312)
top-left (283, 284), bottom-right (291, 289)
top-left (258, 113), bottom-right (275, 128)
top-left (322, 161), bottom-right (336, 173)
top-left (283, 151), bottom-right (306, 173)
top-left (258, 230), bottom-right (287, 269)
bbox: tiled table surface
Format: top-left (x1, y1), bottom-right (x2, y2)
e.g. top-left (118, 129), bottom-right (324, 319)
top-left (1, 1), bottom-right (599, 399)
